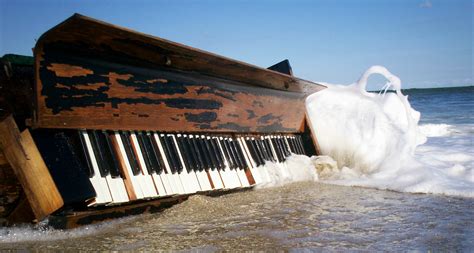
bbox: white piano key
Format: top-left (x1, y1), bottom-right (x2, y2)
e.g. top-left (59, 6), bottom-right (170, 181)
top-left (238, 137), bottom-right (256, 169)
top-left (209, 168), bottom-right (224, 189)
top-left (206, 136), bottom-right (231, 189)
top-left (114, 132), bottom-right (145, 199)
top-left (214, 137), bottom-right (241, 188)
top-left (251, 136), bottom-right (271, 184)
top-left (266, 136), bottom-right (280, 162)
top-left (81, 131), bottom-right (113, 205)
top-left (236, 168), bottom-right (251, 187)
top-left (283, 136), bottom-right (292, 154)
top-left (223, 137), bottom-right (250, 187)
top-left (150, 173), bottom-right (167, 196)
top-left (198, 135), bottom-right (223, 190)
top-left (130, 132), bottom-right (160, 198)
top-left (154, 133), bottom-right (185, 195)
top-left (187, 135), bottom-right (213, 191)
top-left (172, 134), bottom-right (201, 194)
top-left (91, 131), bottom-right (130, 204)
top-left (237, 137), bottom-right (263, 185)
top-left (215, 137), bottom-right (243, 187)
top-left (108, 177), bottom-right (130, 203)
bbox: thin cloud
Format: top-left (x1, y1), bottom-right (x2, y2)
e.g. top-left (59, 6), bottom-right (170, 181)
top-left (419, 0), bottom-right (432, 8)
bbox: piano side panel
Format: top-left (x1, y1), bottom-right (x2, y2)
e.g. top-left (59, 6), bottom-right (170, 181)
top-left (35, 48), bottom-right (307, 133)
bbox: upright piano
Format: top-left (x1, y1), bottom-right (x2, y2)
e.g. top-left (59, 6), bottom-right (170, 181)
top-left (0, 14), bottom-right (325, 228)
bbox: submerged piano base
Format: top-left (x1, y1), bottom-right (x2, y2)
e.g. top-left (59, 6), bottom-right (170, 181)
top-left (48, 186), bottom-right (253, 229)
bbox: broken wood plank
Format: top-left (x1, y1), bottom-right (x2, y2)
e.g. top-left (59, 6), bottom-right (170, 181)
top-left (0, 115), bottom-right (63, 221)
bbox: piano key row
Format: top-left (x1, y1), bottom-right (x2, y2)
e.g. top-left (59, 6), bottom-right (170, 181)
top-left (78, 130), bottom-right (306, 205)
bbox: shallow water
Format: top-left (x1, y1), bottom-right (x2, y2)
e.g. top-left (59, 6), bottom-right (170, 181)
top-left (1, 182), bottom-right (472, 251)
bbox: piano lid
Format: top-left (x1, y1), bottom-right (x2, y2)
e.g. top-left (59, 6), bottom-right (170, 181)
top-left (32, 14), bottom-right (326, 133)
top-left (34, 14), bottom-right (324, 94)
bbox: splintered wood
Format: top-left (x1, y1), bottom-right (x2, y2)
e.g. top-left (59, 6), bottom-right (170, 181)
top-left (0, 115), bottom-right (63, 221)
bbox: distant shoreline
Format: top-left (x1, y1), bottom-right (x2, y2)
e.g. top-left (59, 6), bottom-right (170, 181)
top-left (369, 85), bottom-right (473, 93)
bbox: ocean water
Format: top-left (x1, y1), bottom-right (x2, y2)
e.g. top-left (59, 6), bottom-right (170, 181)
top-left (0, 70), bottom-right (472, 250)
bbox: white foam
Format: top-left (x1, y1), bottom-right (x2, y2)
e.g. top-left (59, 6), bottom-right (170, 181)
top-left (419, 123), bottom-right (453, 137)
top-left (0, 216), bottom-right (138, 243)
top-left (254, 154), bottom-right (318, 189)
top-left (302, 65), bottom-right (474, 198)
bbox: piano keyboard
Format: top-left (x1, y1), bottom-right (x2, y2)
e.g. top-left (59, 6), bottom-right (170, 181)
top-left (78, 130), bottom-right (306, 206)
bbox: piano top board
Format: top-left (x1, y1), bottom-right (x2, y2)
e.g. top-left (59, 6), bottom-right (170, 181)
top-left (33, 14), bottom-right (326, 133)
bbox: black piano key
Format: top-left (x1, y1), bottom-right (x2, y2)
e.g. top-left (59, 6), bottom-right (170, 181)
top-left (183, 136), bottom-right (202, 171)
top-left (235, 140), bottom-right (247, 169)
top-left (252, 139), bottom-right (265, 164)
top-left (183, 136), bottom-right (200, 172)
top-left (169, 135), bottom-right (184, 173)
top-left (143, 132), bottom-right (162, 174)
top-left (226, 139), bottom-right (240, 169)
top-left (78, 131), bottom-right (95, 177)
top-left (220, 138), bottom-right (235, 169)
top-left (103, 131), bottom-right (122, 178)
top-left (150, 133), bottom-right (167, 174)
top-left (203, 137), bottom-right (218, 170)
top-left (94, 131), bottom-right (120, 177)
top-left (295, 137), bottom-right (303, 155)
top-left (136, 132), bottom-right (155, 175)
top-left (161, 135), bottom-right (178, 173)
top-left (251, 139), bottom-right (264, 166)
top-left (296, 135), bottom-right (306, 155)
top-left (89, 130), bottom-right (110, 177)
top-left (288, 137), bottom-right (297, 154)
top-left (120, 131), bottom-right (141, 176)
top-left (191, 136), bottom-right (207, 171)
top-left (210, 138), bottom-right (225, 170)
top-left (257, 138), bottom-right (270, 162)
top-left (275, 137), bottom-right (285, 157)
top-left (263, 138), bottom-right (276, 162)
top-left (221, 139), bottom-right (236, 169)
top-left (245, 138), bottom-right (261, 166)
top-left (271, 137), bottom-right (284, 162)
top-left (148, 133), bottom-right (165, 174)
top-left (277, 137), bottom-right (289, 158)
top-left (231, 139), bottom-right (247, 169)
top-left (176, 135), bottom-right (193, 173)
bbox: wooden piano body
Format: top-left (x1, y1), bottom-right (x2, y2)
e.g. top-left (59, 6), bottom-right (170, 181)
top-left (0, 14), bottom-right (325, 228)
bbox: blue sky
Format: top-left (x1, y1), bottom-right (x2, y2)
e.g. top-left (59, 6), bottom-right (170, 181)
top-left (0, 0), bottom-right (472, 89)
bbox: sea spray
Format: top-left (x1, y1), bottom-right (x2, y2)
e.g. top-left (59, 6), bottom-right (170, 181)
top-left (303, 66), bottom-right (473, 197)
top-left (306, 66), bottom-right (425, 174)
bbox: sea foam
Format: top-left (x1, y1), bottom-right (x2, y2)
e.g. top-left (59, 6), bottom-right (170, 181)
top-left (303, 66), bottom-right (474, 197)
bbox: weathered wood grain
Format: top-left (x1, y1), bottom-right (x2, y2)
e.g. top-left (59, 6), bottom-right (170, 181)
top-left (35, 14), bottom-right (325, 93)
top-left (0, 152), bottom-right (7, 166)
top-left (33, 14), bottom-right (326, 133)
top-left (0, 115), bottom-right (63, 221)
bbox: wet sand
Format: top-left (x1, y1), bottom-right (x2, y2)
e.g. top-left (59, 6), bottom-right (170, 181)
top-left (1, 182), bottom-right (472, 251)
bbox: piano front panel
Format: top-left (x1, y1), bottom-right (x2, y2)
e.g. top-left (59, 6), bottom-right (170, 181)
top-left (35, 41), bottom-right (309, 134)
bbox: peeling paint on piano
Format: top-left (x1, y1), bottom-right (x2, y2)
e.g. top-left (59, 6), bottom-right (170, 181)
top-left (33, 15), bottom-right (325, 133)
